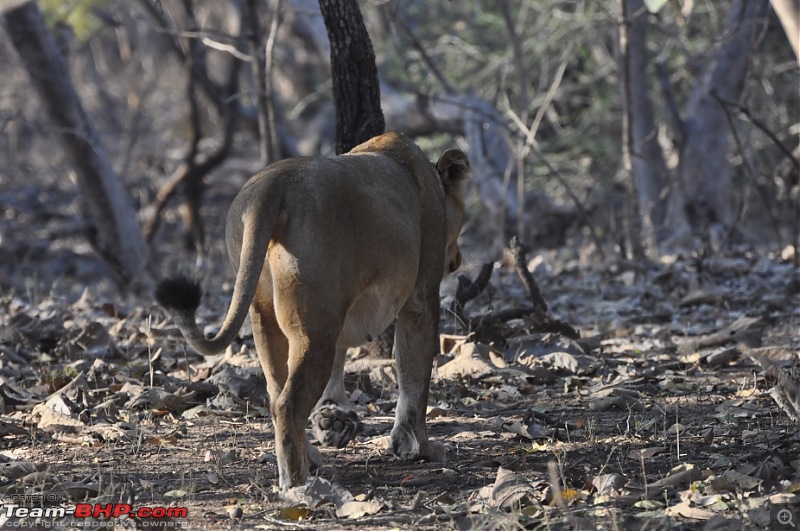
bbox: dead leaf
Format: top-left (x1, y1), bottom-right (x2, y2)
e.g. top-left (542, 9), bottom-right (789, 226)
top-left (0, 461), bottom-right (47, 480)
top-left (122, 383), bottom-right (189, 411)
top-left (499, 418), bottom-right (548, 440)
top-left (512, 334), bottom-right (587, 367)
top-left (538, 351), bottom-right (602, 375)
top-left (182, 404), bottom-right (210, 419)
top-left (439, 333), bottom-right (471, 354)
top-left (277, 506), bottom-right (310, 521)
top-left (84, 423), bottom-right (130, 442)
top-left (31, 395), bottom-right (85, 430)
top-left (164, 489), bottom-right (190, 498)
top-left (145, 435), bottom-right (178, 446)
top-left (664, 500), bottom-right (715, 520)
top-left (679, 288), bottom-right (724, 307)
top-left (703, 348), bottom-right (739, 368)
top-left (0, 419), bottom-right (28, 437)
top-left (591, 473), bottom-right (628, 496)
top-left (335, 499), bottom-right (383, 519)
top-left (477, 466), bottom-right (539, 510)
top-left (627, 446), bottom-right (667, 460)
top-left (73, 321), bottom-right (122, 359)
top-left (436, 342), bottom-right (498, 379)
top-left (206, 365), bottom-right (266, 403)
top-left (0, 380), bottom-right (42, 407)
top-left (710, 470), bottom-right (763, 492)
top-left (282, 477), bottom-right (354, 508)
top-left (650, 464), bottom-right (702, 489)
top-left (591, 389), bottom-right (644, 412)
top-left (692, 493), bottom-right (730, 512)
top-left (715, 399), bottom-right (770, 420)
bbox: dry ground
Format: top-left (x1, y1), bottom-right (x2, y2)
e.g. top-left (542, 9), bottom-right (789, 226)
top-left (1, 168), bottom-right (799, 530)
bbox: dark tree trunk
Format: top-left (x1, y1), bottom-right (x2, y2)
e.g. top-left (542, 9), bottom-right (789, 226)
top-left (319, 0), bottom-right (385, 154)
top-left (3, 2), bottom-right (149, 285)
top-left (621, 0), bottom-right (675, 253)
top-left (619, 0), bottom-right (646, 259)
top-left (677, 0), bottom-right (769, 237)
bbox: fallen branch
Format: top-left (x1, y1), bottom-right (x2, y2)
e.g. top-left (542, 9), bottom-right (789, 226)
top-left (469, 307), bottom-right (578, 339)
top-left (448, 238), bottom-right (578, 340)
top-left (509, 236), bottom-right (547, 313)
top-left (448, 262), bottom-right (494, 328)
top-left (503, 236), bottom-right (578, 338)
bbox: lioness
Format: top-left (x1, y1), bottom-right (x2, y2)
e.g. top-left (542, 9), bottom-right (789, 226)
top-left (156, 132), bottom-right (469, 490)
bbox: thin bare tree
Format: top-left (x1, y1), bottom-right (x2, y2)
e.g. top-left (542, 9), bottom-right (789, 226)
top-left (3, 1), bottom-right (149, 285)
top-left (622, 0), bottom-right (770, 250)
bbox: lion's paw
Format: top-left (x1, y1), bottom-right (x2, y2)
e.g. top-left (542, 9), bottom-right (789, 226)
top-left (390, 425), bottom-right (444, 461)
top-left (310, 401), bottom-right (362, 448)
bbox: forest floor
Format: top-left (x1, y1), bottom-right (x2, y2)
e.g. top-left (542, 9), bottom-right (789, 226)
top-left (1, 176), bottom-right (799, 530)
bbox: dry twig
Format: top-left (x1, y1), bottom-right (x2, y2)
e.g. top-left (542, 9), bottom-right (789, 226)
top-left (143, 0), bottom-right (244, 249)
top-left (509, 236), bottom-right (547, 313)
top-left (451, 238), bottom-right (578, 340)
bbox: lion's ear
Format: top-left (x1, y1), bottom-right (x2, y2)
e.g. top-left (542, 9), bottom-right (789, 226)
top-left (436, 149), bottom-right (470, 194)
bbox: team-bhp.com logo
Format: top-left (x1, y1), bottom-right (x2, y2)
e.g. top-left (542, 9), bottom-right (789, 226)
top-left (74, 504), bottom-right (187, 519)
top-left (4, 502), bottom-right (188, 522)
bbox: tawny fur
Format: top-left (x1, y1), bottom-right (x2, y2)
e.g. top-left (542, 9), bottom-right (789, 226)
top-left (156, 132), bottom-right (469, 490)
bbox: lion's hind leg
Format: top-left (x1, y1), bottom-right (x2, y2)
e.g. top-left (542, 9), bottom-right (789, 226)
top-left (250, 295), bottom-right (324, 485)
top-left (269, 287), bottom-right (345, 489)
top-left (270, 337), bottom-right (337, 489)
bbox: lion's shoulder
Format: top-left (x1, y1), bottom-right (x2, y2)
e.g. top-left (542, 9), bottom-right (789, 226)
top-left (349, 132), bottom-right (429, 170)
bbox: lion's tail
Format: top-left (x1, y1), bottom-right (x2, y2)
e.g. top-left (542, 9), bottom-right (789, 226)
top-left (155, 177), bottom-right (282, 356)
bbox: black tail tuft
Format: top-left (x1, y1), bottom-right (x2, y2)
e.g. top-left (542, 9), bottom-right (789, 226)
top-left (155, 276), bottom-right (203, 313)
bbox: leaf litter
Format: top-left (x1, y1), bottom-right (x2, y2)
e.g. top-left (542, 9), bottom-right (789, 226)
top-left (0, 242), bottom-right (798, 529)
